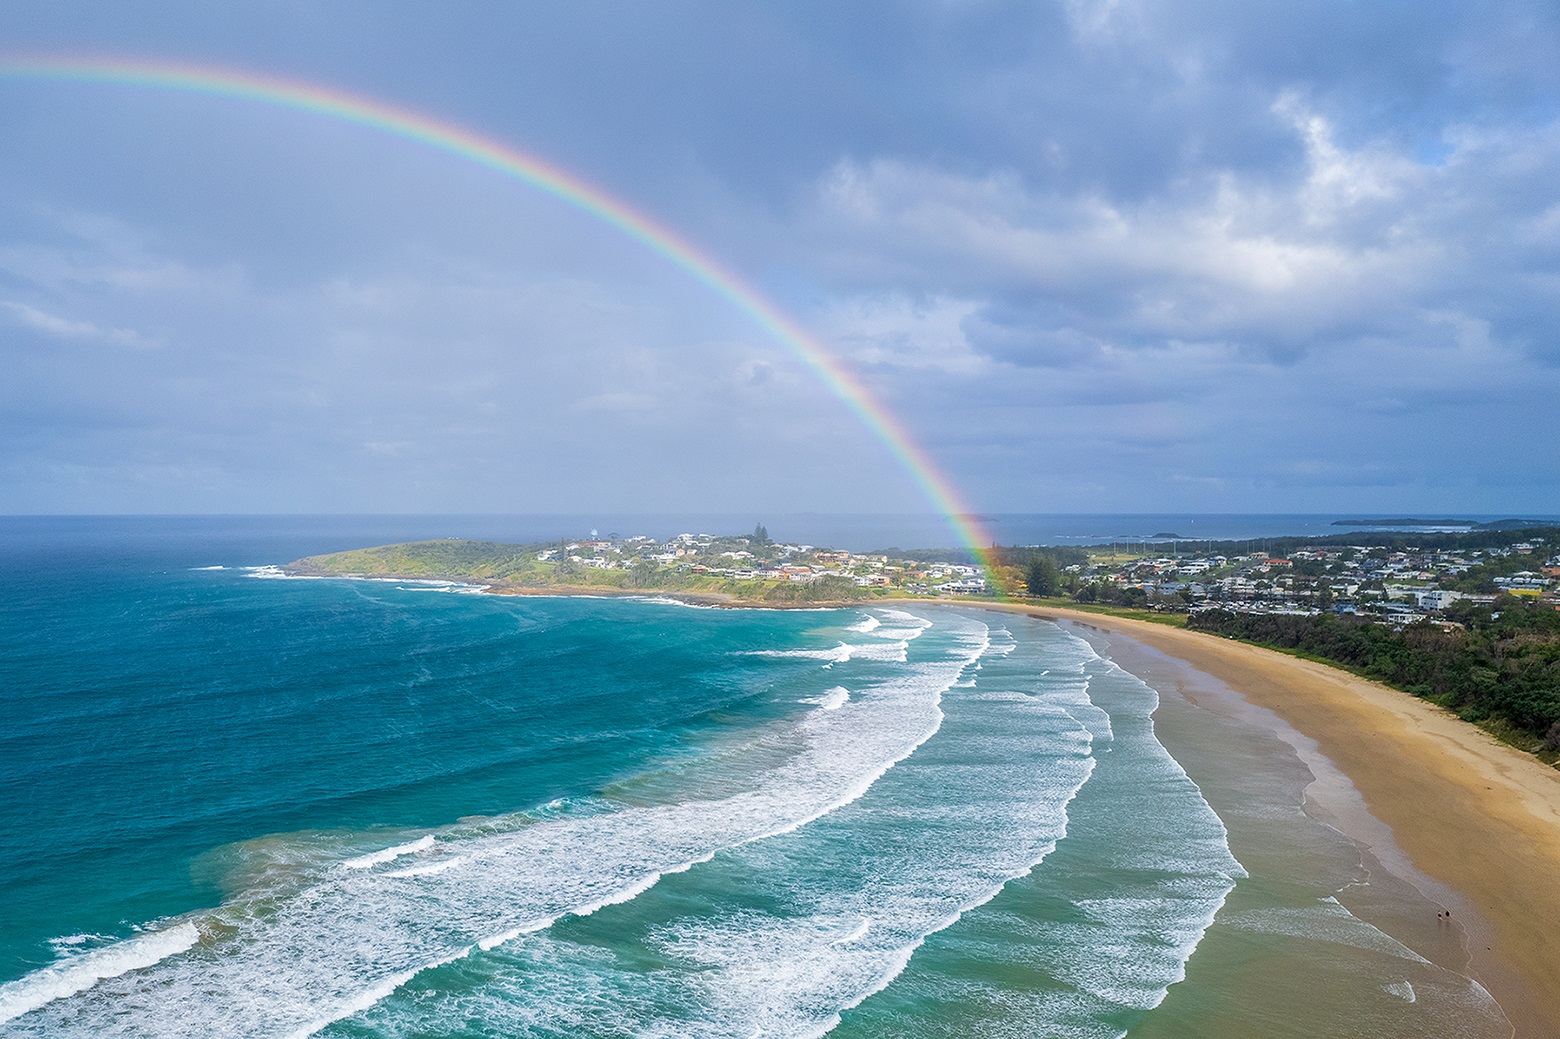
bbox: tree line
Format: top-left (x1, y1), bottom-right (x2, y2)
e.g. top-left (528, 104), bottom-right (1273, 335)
top-left (1187, 597), bottom-right (1560, 753)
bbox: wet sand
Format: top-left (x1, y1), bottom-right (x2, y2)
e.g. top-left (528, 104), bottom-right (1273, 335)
top-left (982, 605), bottom-right (1560, 1039)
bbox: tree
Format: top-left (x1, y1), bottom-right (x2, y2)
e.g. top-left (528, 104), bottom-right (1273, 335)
top-left (1026, 555), bottom-right (1060, 597)
top-left (753, 523), bottom-right (770, 545)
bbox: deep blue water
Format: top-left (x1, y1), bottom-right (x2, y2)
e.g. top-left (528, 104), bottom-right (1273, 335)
top-left (1, 519), bottom-right (852, 980)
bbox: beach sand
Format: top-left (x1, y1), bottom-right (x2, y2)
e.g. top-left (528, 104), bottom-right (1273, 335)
top-left (985, 605), bottom-right (1560, 1039)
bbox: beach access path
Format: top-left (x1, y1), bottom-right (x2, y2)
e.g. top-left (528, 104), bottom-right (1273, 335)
top-left (979, 604), bottom-right (1560, 1039)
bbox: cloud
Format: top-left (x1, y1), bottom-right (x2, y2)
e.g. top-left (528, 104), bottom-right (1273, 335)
top-left (0, 205), bottom-right (913, 513)
top-left (804, 87), bottom-right (1560, 380)
top-left (2, 0), bottom-right (1558, 513)
top-left (735, 359), bottom-right (774, 386)
top-left (822, 294), bottom-right (991, 375)
top-left (2, 300), bottom-right (144, 345)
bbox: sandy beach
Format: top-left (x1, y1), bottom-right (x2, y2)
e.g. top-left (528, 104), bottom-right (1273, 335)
top-left (982, 604), bottom-right (1560, 1038)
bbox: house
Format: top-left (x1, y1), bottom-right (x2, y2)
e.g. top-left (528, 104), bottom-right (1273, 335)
top-left (1415, 589), bottom-right (1462, 610)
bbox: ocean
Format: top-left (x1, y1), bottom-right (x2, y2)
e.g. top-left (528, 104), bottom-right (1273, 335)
top-left (0, 517), bottom-right (1515, 1036)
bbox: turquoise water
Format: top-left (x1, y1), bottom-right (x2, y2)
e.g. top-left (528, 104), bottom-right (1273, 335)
top-left (0, 518), bottom-right (1511, 1036)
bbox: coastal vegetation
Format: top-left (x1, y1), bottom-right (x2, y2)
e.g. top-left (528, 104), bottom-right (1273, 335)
top-left (292, 539), bottom-right (550, 583)
top-left (1188, 598), bottom-right (1560, 759)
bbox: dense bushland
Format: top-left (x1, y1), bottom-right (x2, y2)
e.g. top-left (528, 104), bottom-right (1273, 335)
top-left (1188, 597), bottom-right (1560, 750)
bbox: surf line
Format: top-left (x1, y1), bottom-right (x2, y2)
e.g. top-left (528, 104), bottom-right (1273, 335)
top-left (0, 53), bottom-right (1008, 595)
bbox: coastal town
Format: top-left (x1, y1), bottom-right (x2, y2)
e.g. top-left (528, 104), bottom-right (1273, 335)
top-left (531, 525), bottom-right (991, 597)
top-left (520, 523), bottom-right (1559, 628)
top-left (287, 522), bottom-right (1558, 630)
top-left (1058, 532), bottom-right (1560, 627)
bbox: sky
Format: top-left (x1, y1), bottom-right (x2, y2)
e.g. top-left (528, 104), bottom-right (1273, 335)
top-left (1, 1), bottom-right (1557, 517)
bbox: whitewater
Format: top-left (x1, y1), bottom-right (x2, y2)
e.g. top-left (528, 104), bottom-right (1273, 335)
top-left (0, 517), bottom-right (1522, 1039)
top-left (0, 530), bottom-right (1253, 1038)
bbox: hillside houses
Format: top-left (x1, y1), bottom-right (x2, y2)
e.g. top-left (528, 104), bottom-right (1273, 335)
top-left (526, 528), bottom-right (986, 597)
top-left (1063, 533), bottom-right (1557, 626)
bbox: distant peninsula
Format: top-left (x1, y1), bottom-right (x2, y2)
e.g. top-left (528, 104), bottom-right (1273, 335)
top-left (1332, 517), bottom-right (1558, 530)
top-left (285, 528), bottom-right (990, 606)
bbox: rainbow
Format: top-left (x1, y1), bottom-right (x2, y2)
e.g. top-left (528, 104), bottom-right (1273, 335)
top-left (0, 54), bottom-right (1010, 593)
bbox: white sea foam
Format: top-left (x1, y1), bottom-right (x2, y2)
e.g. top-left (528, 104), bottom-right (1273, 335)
top-left (393, 582), bottom-right (489, 594)
top-left (829, 919), bottom-right (872, 945)
top-left (749, 637), bottom-right (913, 666)
top-left (748, 643), bottom-right (853, 663)
top-left (384, 857), bottom-right (466, 879)
top-left (869, 626), bottom-right (929, 641)
top-left (276, 952), bottom-right (471, 1039)
top-left (571, 871), bottom-right (670, 918)
top-left (847, 608), bottom-right (932, 644)
top-left (640, 676), bottom-right (1102, 1037)
top-left (280, 609), bottom-right (1258, 1039)
top-left (239, 567), bottom-right (486, 592)
top-left (867, 624), bottom-right (923, 639)
top-left (242, 565), bottom-right (324, 581)
top-left (342, 835), bottom-right (435, 870)
top-left (348, 576), bottom-right (488, 593)
top-left (876, 608), bottom-right (933, 627)
top-left (0, 923), bottom-right (200, 1026)
top-left (45, 935), bottom-right (101, 951)
top-left (188, 565), bottom-right (226, 571)
top-left (970, 689), bottom-right (1037, 702)
top-left (1223, 902), bottom-right (1433, 963)
top-left (800, 687), bottom-right (850, 710)
top-left (1385, 980), bottom-right (1417, 1002)
top-left (405, 608), bottom-right (1472, 1035)
top-left (6, 612), bottom-right (989, 1037)
top-left (621, 596), bottom-right (832, 613)
top-left (839, 640), bottom-right (910, 663)
top-left (406, 613), bottom-right (1108, 1039)
top-left (899, 621), bottom-right (1238, 1030)
top-left (628, 595), bottom-right (730, 610)
top-left (983, 628), bottom-right (1018, 656)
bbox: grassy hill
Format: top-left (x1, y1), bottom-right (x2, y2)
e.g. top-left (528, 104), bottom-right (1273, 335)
top-left (288, 539), bottom-right (554, 583)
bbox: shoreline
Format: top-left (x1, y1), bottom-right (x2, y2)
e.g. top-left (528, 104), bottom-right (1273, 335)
top-left (277, 565), bottom-right (880, 610)
top-left (489, 585), bottom-right (1554, 1030)
top-left (484, 584), bottom-right (873, 609)
top-left (983, 603), bottom-right (1560, 1039)
top-left (270, 572), bottom-right (1560, 1029)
